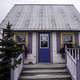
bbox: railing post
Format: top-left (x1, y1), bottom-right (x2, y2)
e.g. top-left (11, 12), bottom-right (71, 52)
top-left (77, 49), bottom-right (79, 60)
top-left (76, 60), bottom-right (80, 80)
top-left (66, 47), bottom-right (77, 80)
top-left (75, 49), bottom-right (77, 60)
top-left (65, 45), bottom-right (67, 64)
top-left (76, 48), bottom-right (80, 80)
top-left (11, 53), bottom-right (24, 80)
top-left (11, 58), bottom-right (15, 80)
top-left (72, 49), bottom-right (74, 58)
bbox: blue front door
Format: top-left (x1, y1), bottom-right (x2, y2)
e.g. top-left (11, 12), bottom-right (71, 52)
top-left (38, 33), bottom-right (50, 63)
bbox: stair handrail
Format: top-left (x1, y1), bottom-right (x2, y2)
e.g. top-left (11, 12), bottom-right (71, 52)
top-left (66, 48), bottom-right (76, 63)
top-left (11, 53), bottom-right (24, 80)
top-left (66, 48), bottom-right (80, 60)
top-left (66, 47), bottom-right (80, 80)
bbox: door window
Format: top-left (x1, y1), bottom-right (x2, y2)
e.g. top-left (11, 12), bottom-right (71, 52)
top-left (40, 34), bottom-right (49, 48)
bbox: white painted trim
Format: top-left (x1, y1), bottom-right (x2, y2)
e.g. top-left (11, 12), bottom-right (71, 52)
top-left (36, 32), bottom-right (38, 63)
top-left (25, 32), bottom-right (37, 64)
top-left (52, 32), bottom-right (65, 63)
top-left (52, 32), bottom-right (57, 63)
top-left (32, 32), bottom-right (37, 64)
top-left (78, 32), bottom-right (80, 46)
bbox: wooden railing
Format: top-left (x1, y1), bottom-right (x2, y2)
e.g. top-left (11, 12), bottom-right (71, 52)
top-left (67, 48), bottom-right (80, 60)
top-left (66, 48), bottom-right (80, 80)
top-left (11, 53), bottom-right (24, 80)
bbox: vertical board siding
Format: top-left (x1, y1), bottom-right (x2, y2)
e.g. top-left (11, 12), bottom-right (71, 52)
top-left (36, 32), bottom-right (38, 63)
top-left (50, 32), bottom-right (53, 63)
top-left (53, 32), bottom-right (65, 63)
top-left (52, 32), bottom-right (57, 63)
top-left (32, 32), bottom-right (37, 64)
top-left (26, 32), bottom-right (28, 47)
top-left (28, 32), bottom-right (32, 54)
top-left (56, 32), bottom-right (60, 53)
top-left (78, 32), bottom-right (80, 46)
top-left (78, 32), bottom-right (80, 47)
top-left (75, 32), bottom-right (78, 47)
top-left (52, 32), bottom-right (57, 54)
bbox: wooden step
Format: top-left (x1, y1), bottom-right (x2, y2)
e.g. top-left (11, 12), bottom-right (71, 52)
top-left (23, 69), bottom-right (68, 73)
top-left (22, 69), bottom-right (69, 76)
top-left (20, 74), bottom-right (71, 80)
top-left (23, 64), bottom-right (66, 69)
top-left (19, 63), bottom-right (72, 80)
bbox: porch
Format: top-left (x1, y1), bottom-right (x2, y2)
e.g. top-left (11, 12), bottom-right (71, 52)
top-left (66, 47), bottom-right (80, 80)
top-left (8, 47), bottom-right (80, 80)
top-left (0, 48), bottom-right (80, 80)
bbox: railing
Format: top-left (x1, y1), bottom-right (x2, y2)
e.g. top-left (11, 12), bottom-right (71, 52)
top-left (11, 53), bottom-right (24, 80)
top-left (66, 48), bottom-right (80, 80)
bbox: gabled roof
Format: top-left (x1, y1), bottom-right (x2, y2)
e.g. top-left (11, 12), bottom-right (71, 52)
top-left (0, 4), bottom-right (80, 31)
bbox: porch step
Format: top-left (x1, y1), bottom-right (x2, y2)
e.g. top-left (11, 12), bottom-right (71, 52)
top-left (23, 64), bottom-right (66, 70)
top-left (19, 64), bottom-right (72, 80)
top-left (22, 69), bottom-right (69, 76)
top-left (20, 75), bottom-right (71, 80)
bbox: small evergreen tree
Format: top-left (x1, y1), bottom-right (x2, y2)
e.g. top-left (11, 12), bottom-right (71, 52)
top-left (0, 22), bottom-right (23, 80)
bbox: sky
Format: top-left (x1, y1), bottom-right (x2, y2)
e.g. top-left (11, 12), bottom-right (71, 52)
top-left (0, 0), bottom-right (80, 23)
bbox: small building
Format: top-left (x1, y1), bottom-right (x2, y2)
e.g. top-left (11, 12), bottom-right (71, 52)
top-left (0, 4), bottom-right (80, 64)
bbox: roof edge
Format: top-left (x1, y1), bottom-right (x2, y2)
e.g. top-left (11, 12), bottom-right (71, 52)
top-left (14, 4), bottom-right (74, 6)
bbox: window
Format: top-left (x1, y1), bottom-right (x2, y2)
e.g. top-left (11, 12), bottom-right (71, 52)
top-left (40, 34), bottom-right (49, 48)
top-left (63, 35), bottom-right (72, 43)
top-left (63, 34), bottom-right (73, 48)
top-left (16, 34), bottom-right (25, 43)
top-left (16, 34), bottom-right (25, 49)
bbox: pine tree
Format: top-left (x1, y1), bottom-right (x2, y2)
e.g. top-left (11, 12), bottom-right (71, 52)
top-left (0, 22), bottom-right (23, 80)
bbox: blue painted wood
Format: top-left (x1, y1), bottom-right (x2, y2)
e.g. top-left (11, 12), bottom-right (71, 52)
top-left (38, 32), bottom-right (50, 63)
top-left (28, 32), bottom-right (32, 54)
top-left (56, 32), bottom-right (60, 53)
top-left (75, 32), bottom-right (78, 47)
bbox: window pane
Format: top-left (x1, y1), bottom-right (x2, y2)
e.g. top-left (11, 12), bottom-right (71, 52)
top-left (63, 34), bottom-right (73, 48)
top-left (16, 34), bottom-right (25, 43)
top-left (41, 41), bottom-right (48, 47)
top-left (63, 35), bottom-right (72, 42)
top-left (40, 34), bottom-right (48, 48)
